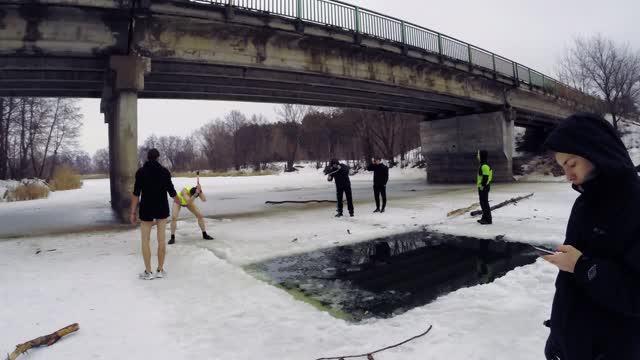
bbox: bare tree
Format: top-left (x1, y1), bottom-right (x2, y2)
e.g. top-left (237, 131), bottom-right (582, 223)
top-left (93, 148), bottom-right (110, 174)
top-left (347, 109), bottom-right (375, 164)
top-left (0, 97), bottom-right (82, 180)
top-left (558, 35), bottom-right (640, 130)
top-left (156, 135), bottom-right (182, 170)
top-left (355, 110), bottom-right (399, 167)
top-left (301, 111), bottom-right (331, 168)
top-left (0, 98), bottom-right (17, 179)
top-left (276, 104), bottom-right (309, 172)
top-left (396, 115), bottom-right (421, 167)
top-left (73, 151), bottom-right (92, 174)
top-left (175, 135), bottom-right (198, 172)
top-left (197, 119), bottom-right (234, 171)
top-left (37, 98), bottom-right (61, 178)
top-left (48, 99), bottom-right (82, 179)
top-left (224, 110), bottom-right (249, 170)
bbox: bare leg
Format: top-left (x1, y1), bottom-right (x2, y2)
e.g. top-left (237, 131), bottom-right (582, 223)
top-left (156, 219), bottom-right (167, 270)
top-left (140, 221), bottom-right (153, 273)
top-left (170, 203), bottom-right (181, 236)
top-left (188, 204), bottom-right (206, 232)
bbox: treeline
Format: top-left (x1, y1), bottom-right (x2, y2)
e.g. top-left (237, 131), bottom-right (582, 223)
top-left (127, 105), bottom-right (422, 174)
top-left (0, 97), bottom-right (84, 180)
top-left (1, 98), bottom-right (423, 180)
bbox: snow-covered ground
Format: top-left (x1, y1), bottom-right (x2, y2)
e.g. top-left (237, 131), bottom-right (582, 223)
top-left (0, 166), bottom-right (437, 238)
top-left (0, 164), bottom-right (579, 360)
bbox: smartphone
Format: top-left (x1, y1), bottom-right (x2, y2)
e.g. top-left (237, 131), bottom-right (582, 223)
top-left (531, 245), bottom-right (556, 255)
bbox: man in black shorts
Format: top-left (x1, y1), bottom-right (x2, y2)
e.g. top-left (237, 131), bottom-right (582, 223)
top-left (130, 148), bottom-right (179, 280)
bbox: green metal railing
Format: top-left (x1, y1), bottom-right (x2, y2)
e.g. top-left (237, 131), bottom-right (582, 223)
top-left (186, 0), bottom-right (569, 94)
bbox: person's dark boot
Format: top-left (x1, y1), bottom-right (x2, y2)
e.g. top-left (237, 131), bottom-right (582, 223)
top-left (203, 232), bottom-right (214, 240)
top-left (478, 218), bottom-right (492, 225)
top-left (349, 212), bottom-right (354, 217)
top-left (380, 208), bottom-right (385, 213)
top-left (373, 208), bottom-right (380, 213)
top-left (335, 213), bottom-right (343, 218)
top-left (168, 234), bottom-right (176, 245)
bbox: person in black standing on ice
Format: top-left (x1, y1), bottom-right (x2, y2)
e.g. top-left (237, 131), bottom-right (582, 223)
top-left (366, 156), bottom-right (389, 213)
top-left (325, 159), bottom-right (354, 217)
top-left (130, 148), bottom-right (179, 280)
top-left (542, 113), bottom-right (640, 360)
top-left (477, 149), bottom-right (493, 225)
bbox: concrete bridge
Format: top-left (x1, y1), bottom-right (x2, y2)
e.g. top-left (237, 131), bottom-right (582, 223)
top-left (0, 0), bottom-right (599, 220)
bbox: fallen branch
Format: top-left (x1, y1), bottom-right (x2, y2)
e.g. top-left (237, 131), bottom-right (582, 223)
top-left (470, 193), bottom-right (534, 217)
top-left (447, 202), bottom-right (480, 217)
top-left (315, 324), bottom-right (433, 360)
top-left (266, 200), bottom-right (336, 205)
top-left (6, 323), bottom-right (79, 360)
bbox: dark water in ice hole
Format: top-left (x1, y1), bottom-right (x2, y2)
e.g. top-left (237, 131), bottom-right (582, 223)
top-left (244, 231), bottom-right (545, 322)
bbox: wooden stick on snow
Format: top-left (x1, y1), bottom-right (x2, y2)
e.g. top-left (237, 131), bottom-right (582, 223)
top-left (6, 323), bottom-right (79, 360)
top-left (470, 193), bottom-right (534, 217)
top-left (447, 202), bottom-right (480, 217)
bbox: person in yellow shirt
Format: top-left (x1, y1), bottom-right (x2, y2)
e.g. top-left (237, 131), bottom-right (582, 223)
top-left (169, 183), bottom-right (214, 244)
top-left (477, 150), bottom-right (493, 225)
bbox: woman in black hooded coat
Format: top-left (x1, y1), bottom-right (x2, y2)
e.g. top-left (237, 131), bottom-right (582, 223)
top-left (542, 113), bottom-right (640, 359)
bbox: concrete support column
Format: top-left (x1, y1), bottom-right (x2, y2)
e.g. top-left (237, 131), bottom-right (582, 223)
top-left (421, 110), bottom-right (515, 183)
top-left (108, 92), bottom-right (138, 219)
top-left (101, 55), bottom-right (150, 222)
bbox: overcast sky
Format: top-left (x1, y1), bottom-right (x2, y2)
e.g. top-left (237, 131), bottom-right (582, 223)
top-left (78, 0), bottom-right (640, 155)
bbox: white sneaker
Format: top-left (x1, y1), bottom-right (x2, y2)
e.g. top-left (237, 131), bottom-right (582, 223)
top-left (155, 269), bottom-right (166, 279)
top-left (139, 270), bottom-right (154, 280)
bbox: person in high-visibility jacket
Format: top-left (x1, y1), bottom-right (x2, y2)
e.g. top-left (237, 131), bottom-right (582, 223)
top-left (169, 184), bottom-right (213, 244)
top-left (477, 149), bottom-right (493, 225)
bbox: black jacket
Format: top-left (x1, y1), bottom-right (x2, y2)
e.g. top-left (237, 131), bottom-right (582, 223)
top-left (544, 113), bottom-right (640, 360)
top-left (327, 163), bottom-right (351, 189)
top-left (366, 163), bottom-right (389, 187)
top-left (133, 160), bottom-right (177, 219)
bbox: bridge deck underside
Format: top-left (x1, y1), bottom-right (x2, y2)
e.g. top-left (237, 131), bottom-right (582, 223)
top-left (0, 56), bottom-right (559, 126)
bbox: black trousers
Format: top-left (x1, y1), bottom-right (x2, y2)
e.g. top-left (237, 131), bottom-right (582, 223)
top-left (373, 185), bottom-right (386, 210)
top-left (336, 186), bottom-right (354, 215)
top-left (478, 185), bottom-right (491, 221)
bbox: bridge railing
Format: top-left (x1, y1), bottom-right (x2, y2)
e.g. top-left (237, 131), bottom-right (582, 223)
top-left (186, 0), bottom-right (573, 97)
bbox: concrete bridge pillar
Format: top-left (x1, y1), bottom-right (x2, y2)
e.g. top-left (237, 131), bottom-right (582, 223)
top-left (420, 110), bottom-right (515, 183)
top-left (101, 55), bottom-right (150, 222)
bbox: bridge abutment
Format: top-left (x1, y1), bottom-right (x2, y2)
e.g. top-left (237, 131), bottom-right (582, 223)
top-left (102, 55), bottom-right (150, 222)
top-left (421, 110), bottom-right (515, 183)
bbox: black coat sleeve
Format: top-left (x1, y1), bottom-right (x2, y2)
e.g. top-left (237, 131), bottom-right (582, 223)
top-left (573, 231), bottom-right (640, 318)
top-left (366, 164), bottom-right (374, 171)
top-left (383, 165), bottom-right (389, 185)
top-left (133, 169), bottom-right (143, 196)
top-left (165, 169), bottom-right (177, 198)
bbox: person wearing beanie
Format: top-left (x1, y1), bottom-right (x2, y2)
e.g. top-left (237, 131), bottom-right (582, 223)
top-left (131, 148), bottom-right (179, 280)
top-left (542, 113), bottom-right (640, 360)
